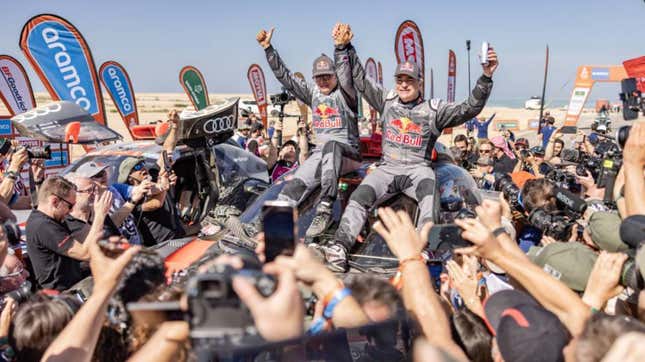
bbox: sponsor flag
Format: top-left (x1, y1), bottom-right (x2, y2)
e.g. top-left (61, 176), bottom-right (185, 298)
top-left (20, 14), bottom-right (107, 126)
top-left (0, 55), bottom-right (36, 115)
top-left (447, 50), bottom-right (456, 102)
top-left (247, 64), bottom-right (268, 128)
top-left (365, 58), bottom-right (378, 121)
top-left (538, 45), bottom-right (549, 134)
top-left (430, 68), bottom-right (434, 99)
top-left (99, 61), bottom-right (139, 138)
top-left (293, 72), bottom-right (309, 121)
top-left (394, 20), bottom-right (425, 97)
top-left (623, 56), bottom-right (645, 93)
top-left (179, 66), bottom-right (209, 111)
top-left (377, 61), bottom-right (383, 85)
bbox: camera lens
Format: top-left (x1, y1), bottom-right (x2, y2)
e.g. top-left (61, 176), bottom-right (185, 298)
top-left (616, 125), bottom-right (631, 150)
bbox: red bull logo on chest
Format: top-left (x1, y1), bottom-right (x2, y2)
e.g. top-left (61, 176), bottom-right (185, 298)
top-left (385, 117), bottom-right (423, 147)
top-left (313, 103), bottom-right (342, 129)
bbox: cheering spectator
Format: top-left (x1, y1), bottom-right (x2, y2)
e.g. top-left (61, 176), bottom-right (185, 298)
top-left (465, 113), bottom-right (495, 141)
top-left (25, 176), bottom-right (112, 291)
top-left (539, 116), bottom-right (556, 149)
top-left (231, 121), bottom-right (252, 149)
top-left (490, 136), bottom-right (517, 174)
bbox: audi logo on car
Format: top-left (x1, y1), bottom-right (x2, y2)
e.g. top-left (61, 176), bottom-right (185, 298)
top-left (12, 102), bottom-right (63, 123)
top-left (201, 114), bottom-right (235, 134)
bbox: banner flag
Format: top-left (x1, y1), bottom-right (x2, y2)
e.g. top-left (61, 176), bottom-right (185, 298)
top-left (377, 61), bottom-right (383, 85)
top-left (20, 14), bottom-right (107, 126)
top-left (99, 61), bottom-right (139, 136)
top-left (247, 64), bottom-right (268, 128)
top-left (394, 20), bottom-right (425, 97)
top-left (365, 58), bottom-right (378, 121)
top-left (447, 50), bottom-right (456, 102)
top-left (0, 55), bottom-right (36, 115)
top-left (179, 66), bottom-right (209, 111)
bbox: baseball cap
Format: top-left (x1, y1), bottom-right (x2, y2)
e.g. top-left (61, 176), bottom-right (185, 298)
top-left (587, 212), bottom-right (629, 252)
top-left (118, 157), bottom-right (145, 184)
top-left (484, 290), bottom-right (569, 362)
top-left (281, 139), bottom-right (298, 149)
top-left (238, 120), bottom-right (252, 130)
top-left (312, 54), bottom-right (335, 77)
top-left (515, 138), bottom-right (529, 147)
top-left (620, 215), bottom-right (645, 249)
top-left (394, 61), bottom-right (421, 80)
top-left (527, 242), bottom-right (597, 291)
top-left (76, 161), bottom-right (109, 178)
top-left (530, 146), bottom-right (545, 156)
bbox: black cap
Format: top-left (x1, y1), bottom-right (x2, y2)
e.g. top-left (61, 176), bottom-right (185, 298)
top-left (530, 146), bottom-right (545, 156)
top-left (620, 215), bottom-right (645, 249)
top-left (312, 54), bottom-right (335, 77)
top-left (250, 122), bottom-right (264, 133)
top-left (484, 290), bottom-right (569, 362)
top-left (394, 61), bottom-right (421, 80)
top-left (282, 139), bottom-right (298, 149)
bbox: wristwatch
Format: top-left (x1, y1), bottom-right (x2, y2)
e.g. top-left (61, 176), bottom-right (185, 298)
top-left (3, 171), bottom-right (18, 181)
top-left (492, 227), bottom-right (508, 238)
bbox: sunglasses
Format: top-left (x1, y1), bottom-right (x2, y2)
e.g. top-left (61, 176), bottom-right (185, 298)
top-left (77, 184), bottom-right (96, 194)
top-left (54, 194), bottom-right (75, 209)
top-left (90, 170), bottom-right (107, 179)
top-left (479, 149), bottom-right (492, 154)
top-left (132, 162), bottom-right (146, 172)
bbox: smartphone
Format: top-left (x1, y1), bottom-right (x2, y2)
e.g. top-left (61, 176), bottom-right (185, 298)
top-left (480, 41), bottom-right (489, 65)
top-left (427, 224), bottom-right (471, 252)
top-left (560, 126), bottom-right (578, 134)
top-left (262, 201), bottom-right (298, 262)
top-left (162, 150), bottom-right (172, 174)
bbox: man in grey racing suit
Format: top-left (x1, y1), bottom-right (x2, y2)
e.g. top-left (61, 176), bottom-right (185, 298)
top-left (256, 26), bottom-right (361, 237)
top-left (318, 26), bottom-right (499, 271)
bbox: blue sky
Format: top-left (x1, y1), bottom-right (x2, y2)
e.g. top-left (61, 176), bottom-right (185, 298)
top-left (1, 0), bottom-right (643, 105)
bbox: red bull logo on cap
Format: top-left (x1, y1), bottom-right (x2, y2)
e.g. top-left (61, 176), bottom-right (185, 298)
top-left (400, 62), bottom-right (415, 73)
top-left (313, 103), bottom-right (342, 129)
top-left (385, 117), bottom-right (423, 147)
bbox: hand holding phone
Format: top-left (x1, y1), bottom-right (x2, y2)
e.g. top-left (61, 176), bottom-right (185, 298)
top-left (262, 201), bottom-right (298, 262)
top-left (480, 42), bottom-right (489, 65)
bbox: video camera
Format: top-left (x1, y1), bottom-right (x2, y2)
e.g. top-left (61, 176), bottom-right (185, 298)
top-left (528, 184), bottom-right (587, 240)
top-left (494, 174), bottom-right (523, 212)
top-left (0, 139), bottom-right (52, 160)
top-left (270, 88), bottom-right (295, 107)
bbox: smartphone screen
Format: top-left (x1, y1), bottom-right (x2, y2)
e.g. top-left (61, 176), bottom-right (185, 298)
top-left (560, 126), bottom-right (577, 134)
top-left (262, 201), bottom-right (298, 262)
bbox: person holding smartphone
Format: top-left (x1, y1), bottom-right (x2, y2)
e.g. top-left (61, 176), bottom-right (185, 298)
top-left (318, 25), bottom-right (498, 272)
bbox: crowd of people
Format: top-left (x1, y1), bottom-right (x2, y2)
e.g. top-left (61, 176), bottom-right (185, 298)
top-left (0, 21), bottom-right (641, 362)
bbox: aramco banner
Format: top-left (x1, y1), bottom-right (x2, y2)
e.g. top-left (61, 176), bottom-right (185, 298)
top-left (99, 61), bottom-right (139, 133)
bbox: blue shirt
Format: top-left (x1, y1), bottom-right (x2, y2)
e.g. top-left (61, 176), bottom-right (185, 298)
top-left (518, 225), bottom-right (542, 253)
top-left (112, 183), bottom-right (133, 199)
top-left (541, 126), bottom-right (556, 149)
top-left (467, 114), bottom-right (495, 139)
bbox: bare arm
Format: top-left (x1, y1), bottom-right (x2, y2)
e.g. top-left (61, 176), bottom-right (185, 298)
top-left (373, 208), bottom-right (468, 361)
top-left (128, 322), bottom-right (188, 362)
top-left (622, 121), bottom-right (645, 217)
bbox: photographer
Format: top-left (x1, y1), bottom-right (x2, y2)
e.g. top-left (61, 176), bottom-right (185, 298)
top-left (26, 176), bottom-right (112, 291)
top-left (0, 140), bottom-right (45, 210)
top-left (454, 134), bottom-right (478, 168)
top-left (256, 24), bottom-right (362, 238)
top-left (469, 156), bottom-right (495, 190)
top-left (513, 146), bottom-right (544, 175)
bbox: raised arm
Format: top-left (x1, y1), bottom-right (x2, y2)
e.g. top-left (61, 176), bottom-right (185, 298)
top-left (332, 23), bottom-right (358, 114)
top-left (258, 28), bottom-right (313, 106)
top-left (342, 39), bottom-right (387, 114)
top-left (434, 48), bottom-right (497, 130)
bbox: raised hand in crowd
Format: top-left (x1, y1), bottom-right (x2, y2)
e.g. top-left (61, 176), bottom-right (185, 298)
top-left (373, 207), bottom-right (468, 362)
top-left (41, 236), bottom-right (140, 362)
top-left (582, 251), bottom-right (629, 311)
top-left (446, 259), bottom-right (484, 318)
top-left (622, 120), bottom-right (645, 216)
top-left (332, 23), bottom-right (353, 46)
top-left (481, 46), bottom-right (499, 77)
top-left (7, 147), bottom-right (28, 174)
top-left (256, 28), bottom-right (274, 49)
top-left (128, 321), bottom-right (190, 362)
top-left (233, 263), bottom-right (304, 342)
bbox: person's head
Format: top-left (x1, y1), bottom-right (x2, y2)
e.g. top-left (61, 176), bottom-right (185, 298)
top-left (37, 176), bottom-right (77, 221)
top-left (452, 309), bottom-right (493, 362)
top-left (250, 122), bottom-right (264, 138)
top-left (514, 138), bottom-right (529, 152)
top-left (238, 121), bottom-right (251, 137)
top-left (279, 140), bottom-right (298, 163)
top-left (478, 141), bottom-right (494, 158)
top-left (75, 161), bottom-right (110, 187)
top-left (568, 313), bottom-right (645, 362)
top-left (0, 138), bottom-right (12, 163)
top-left (490, 136), bottom-right (514, 160)
top-left (553, 139), bottom-right (564, 156)
top-left (346, 275), bottom-right (401, 322)
top-left (312, 54), bottom-right (337, 95)
top-left (65, 173), bottom-right (97, 214)
top-left (530, 146), bottom-right (545, 164)
top-left (454, 134), bottom-right (469, 153)
top-left (9, 294), bottom-right (81, 361)
top-left (394, 61), bottom-right (422, 103)
top-left (521, 178), bottom-right (556, 214)
top-left (118, 157), bottom-right (148, 185)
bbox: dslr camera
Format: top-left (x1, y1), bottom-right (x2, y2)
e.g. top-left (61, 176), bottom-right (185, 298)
top-left (270, 88), bottom-right (295, 107)
top-left (0, 139), bottom-right (52, 160)
top-left (494, 174), bottom-right (523, 212)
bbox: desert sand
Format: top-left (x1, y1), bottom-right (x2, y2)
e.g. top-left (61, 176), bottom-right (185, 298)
top-left (0, 92), bottom-right (629, 161)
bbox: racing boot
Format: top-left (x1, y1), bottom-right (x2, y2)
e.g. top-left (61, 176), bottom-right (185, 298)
top-left (306, 201), bottom-right (333, 238)
top-left (318, 242), bottom-right (348, 272)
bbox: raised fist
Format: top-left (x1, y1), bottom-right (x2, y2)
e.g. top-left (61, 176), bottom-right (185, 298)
top-left (256, 28), bottom-right (275, 49)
